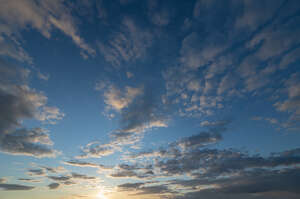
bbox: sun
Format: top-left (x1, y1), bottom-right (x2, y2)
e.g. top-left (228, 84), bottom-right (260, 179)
top-left (97, 192), bottom-right (107, 199)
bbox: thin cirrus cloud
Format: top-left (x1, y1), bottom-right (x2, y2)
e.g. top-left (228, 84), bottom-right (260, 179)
top-left (0, 0), bottom-right (95, 62)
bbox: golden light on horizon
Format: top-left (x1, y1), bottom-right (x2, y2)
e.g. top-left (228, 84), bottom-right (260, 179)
top-left (96, 191), bottom-right (108, 199)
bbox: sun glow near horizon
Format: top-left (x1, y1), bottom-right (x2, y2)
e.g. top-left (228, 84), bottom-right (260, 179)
top-left (96, 191), bottom-right (108, 199)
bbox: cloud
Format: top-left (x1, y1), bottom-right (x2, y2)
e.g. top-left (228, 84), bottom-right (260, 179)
top-left (274, 73), bottom-right (300, 130)
top-left (71, 172), bottom-right (96, 180)
top-left (0, 0), bottom-right (95, 61)
top-left (117, 87), bottom-right (167, 135)
top-left (48, 175), bottom-right (71, 182)
top-left (47, 175), bottom-right (75, 185)
top-left (64, 160), bottom-right (101, 168)
top-left (0, 61), bottom-right (62, 157)
top-left (63, 160), bottom-right (112, 173)
top-left (118, 182), bottom-right (145, 190)
top-left (147, 0), bottom-right (172, 26)
top-left (27, 168), bottom-right (46, 176)
top-left (77, 141), bottom-right (115, 159)
top-left (134, 185), bottom-right (175, 195)
top-left (37, 71), bottom-right (50, 81)
top-left (0, 128), bottom-right (58, 157)
top-left (48, 183), bottom-right (60, 190)
top-left (109, 164), bottom-right (154, 179)
top-left (176, 131), bottom-right (222, 150)
top-left (42, 166), bottom-right (67, 174)
top-left (0, 183), bottom-right (34, 191)
top-left (103, 85), bottom-right (143, 111)
top-left (18, 178), bottom-right (40, 183)
top-left (0, 178), bottom-right (7, 183)
top-left (82, 82), bottom-right (167, 157)
top-left (98, 17), bottom-right (153, 66)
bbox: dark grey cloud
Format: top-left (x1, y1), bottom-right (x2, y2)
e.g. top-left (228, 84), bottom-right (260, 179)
top-left (172, 167), bottom-right (300, 198)
top-left (0, 61), bottom-right (62, 157)
top-left (110, 163), bottom-right (154, 179)
top-left (131, 120), bottom-right (230, 160)
top-left (117, 87), bottom-right (167, 136)
top-left (118, 182), bottom-right (145, 190)
top-left (48, 175), bottom-right (71, 182)
top-left (76, 142), bottom-right (115, 159)
top-left (71, 172), bottom-right (96, 180)
top-left (0, 128), bottom-right (57, 157)
top-left (18, 178), bottom-right (40, 183)
top-left (176, 131), bottom-right (222, 150)
top-left (48, 183), bottom-right (60, 190)
top-left (47, 175), bottom-right (75, 186)
top-left (27, 169), bottom-right (46, 176)
top-left (134, 185), bottom-right (175, 195)
top-left (0, 183), bottom-right (34, 191)
top-left (42, 166), bottom-right (66, 174)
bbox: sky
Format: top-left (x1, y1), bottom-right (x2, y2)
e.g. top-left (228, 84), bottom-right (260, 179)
top-left (0, 0), bottom-right (300, 199)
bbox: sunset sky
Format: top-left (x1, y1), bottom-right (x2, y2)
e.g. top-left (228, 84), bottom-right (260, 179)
top-left (1, 0), bottom-right (300, 199)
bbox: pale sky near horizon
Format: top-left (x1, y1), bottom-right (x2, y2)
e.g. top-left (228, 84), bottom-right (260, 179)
top-left (0, 0), bottom-right (300, 199)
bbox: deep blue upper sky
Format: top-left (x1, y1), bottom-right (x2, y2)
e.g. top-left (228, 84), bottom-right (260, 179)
top-left (0, 0), bottom-right (300, 199)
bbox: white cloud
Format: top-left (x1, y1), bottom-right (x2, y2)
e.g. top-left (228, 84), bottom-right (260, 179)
top-left (104, 85), bottom-right (143, 111)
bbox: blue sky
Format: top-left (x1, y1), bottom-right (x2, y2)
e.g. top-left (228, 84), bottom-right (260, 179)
top-left (0, 0), bottom-right (300, 199)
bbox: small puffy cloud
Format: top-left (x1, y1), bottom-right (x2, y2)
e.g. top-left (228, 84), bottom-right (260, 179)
top-left (104, 85), bottom-right (143, 111)
top-left (126, 71), bottom-right (134, 78)
top-left (77, 141), bottom-right (115, 159)
top-left (48, 183), bottom-right (60, 190)
top-left (37, 71), bottom-right (50, 81)
top-left (42, 166), bottom-right (67, 174)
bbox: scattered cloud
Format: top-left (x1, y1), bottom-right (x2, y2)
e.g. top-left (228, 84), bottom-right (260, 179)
top-left (0, 183), bottom-right (34, 191)
top-left (0, 0), bottom-right (95, 61)
top-left (98, 17), bottom-right (153, 66)
top-left (0, 61), bottom-right (63, 157)
top-left (48, 183), bottom-right (60, 190)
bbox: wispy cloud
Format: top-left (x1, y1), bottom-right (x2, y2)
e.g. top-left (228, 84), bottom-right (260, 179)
top-left (98, 17), bottom-right (153, 66)
top-left (0, 0), bottom-right (95, 61)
